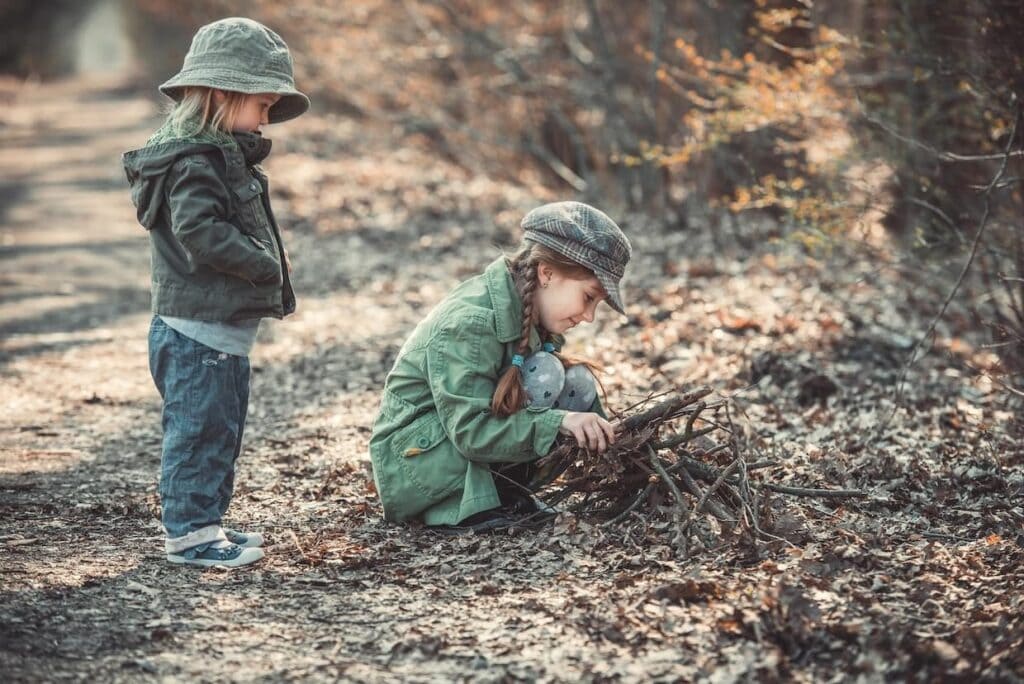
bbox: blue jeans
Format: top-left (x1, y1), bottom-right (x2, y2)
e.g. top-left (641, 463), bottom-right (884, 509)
top-left (148, 316), bottom-right (250, 539)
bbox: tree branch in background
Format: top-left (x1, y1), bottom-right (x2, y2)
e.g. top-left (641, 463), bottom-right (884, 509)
top-left (874, 104), bottom-right (1022, 441)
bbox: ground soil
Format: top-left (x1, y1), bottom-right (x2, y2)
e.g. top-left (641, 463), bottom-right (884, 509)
top-left (1, 72), bottom-right (1022, 682)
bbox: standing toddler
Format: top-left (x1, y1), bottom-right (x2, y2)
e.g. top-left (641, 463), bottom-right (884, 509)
top-left (123, 17), bottom-right (309, 567)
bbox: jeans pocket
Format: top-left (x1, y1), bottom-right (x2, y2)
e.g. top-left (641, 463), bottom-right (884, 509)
top-left (189, 344), bottom-right (234, 409)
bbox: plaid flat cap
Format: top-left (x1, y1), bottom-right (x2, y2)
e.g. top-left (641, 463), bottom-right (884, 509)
top-left (521, 201), bottom-right (632, 314)
top-left (160, 17), bottom-right (310, 123)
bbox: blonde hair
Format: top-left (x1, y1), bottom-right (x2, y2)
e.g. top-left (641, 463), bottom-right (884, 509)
top-left (491, 243), bottom-right (604, 417)
top-left (164, 87), bottom-right (251, 138)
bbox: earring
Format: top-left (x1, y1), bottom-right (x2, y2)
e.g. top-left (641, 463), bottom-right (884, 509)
top-left (542, 281), bottom-right (549, 289)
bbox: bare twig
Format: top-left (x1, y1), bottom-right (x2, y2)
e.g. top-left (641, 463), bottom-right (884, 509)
top-left (762, 483), bottom-right (867, 498)
top-left (288, 529), bottom-right (320, 565)
top-left (647, 445), bottom-right (689, 557)
top-left (602, 482), bottom-right (655, 527)
top-left (620, 386), bottom-right (712, 431)
top-left (685, 457), bottom-right (743, 534)
top-left (677, 465), bottom-right (733, 524)
top-left (859, 100), bottom-right (1024, 163)
top-left (653, 425), bottom-right (716, 450)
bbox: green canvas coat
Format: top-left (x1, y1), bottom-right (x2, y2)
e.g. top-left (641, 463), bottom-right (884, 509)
top-left (371, 257), bottom-right (585, 526)
top-left (122, 131), bottom-right (295, 321)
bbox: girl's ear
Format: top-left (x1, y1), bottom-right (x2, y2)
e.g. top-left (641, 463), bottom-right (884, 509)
top-left (537, 262), bottom-right (554, 287)
top-left (211, 89), bottom-right (227, 106)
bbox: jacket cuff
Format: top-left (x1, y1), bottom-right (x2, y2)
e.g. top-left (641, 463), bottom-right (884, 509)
top-left (533, 408), bottom-right (567, 456)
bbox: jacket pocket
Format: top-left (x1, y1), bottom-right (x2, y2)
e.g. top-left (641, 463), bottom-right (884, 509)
top-left (399, 412), bottom-right (446, 458)
top-left (233, 180), bottom-right (281, 283)
top-left (232, 178), bottom-right (273, 236)
top-left (391, 411), bottom-right (465, 499)
top-left (241, 235), bottom-right (282, 285)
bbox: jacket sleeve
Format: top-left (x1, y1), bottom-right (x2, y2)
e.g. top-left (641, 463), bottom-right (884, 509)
top-left (166, 154), bottom-right (280, 283)
top-left (426, 311), bottom-right (566, 463)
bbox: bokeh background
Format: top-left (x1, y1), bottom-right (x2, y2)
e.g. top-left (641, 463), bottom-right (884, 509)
top-left (3, 0), bottom-right (1022, 385)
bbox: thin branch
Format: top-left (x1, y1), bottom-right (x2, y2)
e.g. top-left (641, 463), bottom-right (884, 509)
top-left (677, 465), bottom-right (733, 523)
top-left (288, 529), bottom-right (320, 565)
top-left (653, 425), bottom-right (716, 450)
top-left (523, 134), bottom-right (589, 191)
top-left (647, 445), bottom-right (689, 556)
top-left (602, 482), bottom-right (654, 527)
top-left (762, 483), bottom-right (867, 498)
top-left (620, 386), bottom-right (712, 431)
top-left (859, 100), bottom-right (1024, 163)
top-left (683, 457), bottom-right (742, 536)
top-left (875, 104), bottom-right (1022, 441)
top-left (899, 197), bottom-right (967, 246)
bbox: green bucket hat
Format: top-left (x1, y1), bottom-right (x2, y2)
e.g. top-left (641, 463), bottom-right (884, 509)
top-left (159, 17), bottom-right (310, 124)
top-left (521, 201), bottom-right (633, 314)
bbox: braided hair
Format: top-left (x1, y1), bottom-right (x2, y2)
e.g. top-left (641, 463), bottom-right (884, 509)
top-left (490, 243), bottom-right (603, 417)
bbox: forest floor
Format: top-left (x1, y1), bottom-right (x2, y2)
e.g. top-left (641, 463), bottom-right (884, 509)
top-left (1, 71), bottom-right (1022, 683)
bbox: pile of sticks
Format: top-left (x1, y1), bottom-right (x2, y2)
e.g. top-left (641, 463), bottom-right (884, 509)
top-left (533, 387), bottom-right (865, 557)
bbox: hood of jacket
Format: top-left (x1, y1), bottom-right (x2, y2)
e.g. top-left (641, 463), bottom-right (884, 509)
top-left (122, 128), bottom-right (272, 230)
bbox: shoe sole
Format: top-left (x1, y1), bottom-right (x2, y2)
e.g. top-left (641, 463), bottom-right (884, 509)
top-left (166, 547), bottom-right (265, 568)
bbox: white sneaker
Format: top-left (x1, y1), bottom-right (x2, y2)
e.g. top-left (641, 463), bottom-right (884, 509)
top-left (166, 540), bottom-right (264, 567)
top-left (223, 528), bottom-right (265, 548)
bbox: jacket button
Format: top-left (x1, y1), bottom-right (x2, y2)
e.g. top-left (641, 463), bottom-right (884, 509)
top-left (249, 182), bottom-right (258, 191)
top-left (417, 436), bottom-right (430, 448)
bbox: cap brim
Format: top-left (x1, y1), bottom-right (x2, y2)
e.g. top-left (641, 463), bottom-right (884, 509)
top-left (266, 93), bottom-right (310, 123)
top-left (159, 76), bottom-right (310, 123)
top-left (594, 269), bottom-right (626, 315)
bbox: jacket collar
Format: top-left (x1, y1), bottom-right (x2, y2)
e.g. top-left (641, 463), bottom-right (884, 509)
top-left (232, 131), bottom-right (272, 165)
top-left (483, 256), bottom-right (548, 350)
top-left (483, 257), bottom-right (524, 343)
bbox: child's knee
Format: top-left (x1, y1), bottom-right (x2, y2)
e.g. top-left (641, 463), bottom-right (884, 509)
top-left (520, 350), bottom-right (598, 412)
top-left (556, 364), bottom-right (598, 412)
top-left (520, 350), bottom-right (565, 408)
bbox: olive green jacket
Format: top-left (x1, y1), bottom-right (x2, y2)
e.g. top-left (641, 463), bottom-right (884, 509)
top-left (370, 257), bottom-right (573, 525)
top-left (122, 131), bottom-right (295, 321)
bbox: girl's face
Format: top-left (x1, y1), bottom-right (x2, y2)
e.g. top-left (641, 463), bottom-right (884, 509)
top-left (218, 92), bottom-right (281, 133)
top-left (534, 263), bottom-right (606, 335)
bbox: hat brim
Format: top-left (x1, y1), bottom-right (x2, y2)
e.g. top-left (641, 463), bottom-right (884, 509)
top-left (159, 73), bottom-right (310, 123)
top-left (593, 268), bottom-right (627, 315)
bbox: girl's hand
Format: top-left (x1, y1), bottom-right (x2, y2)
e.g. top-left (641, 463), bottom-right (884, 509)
top-left (558, 412), bottom-right (616, 454)
top-left (283, 248), bottom-right (293, 274)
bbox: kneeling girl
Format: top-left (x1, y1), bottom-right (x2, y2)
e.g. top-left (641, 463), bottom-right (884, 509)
top-left (369, 201), bottom-right (632, 530)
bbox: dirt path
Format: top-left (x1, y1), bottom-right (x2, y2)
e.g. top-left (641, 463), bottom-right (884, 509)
top-left (2, 73), bottom-right (1022, 682)
top-left (0, 72), bottom-right (679, 683)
